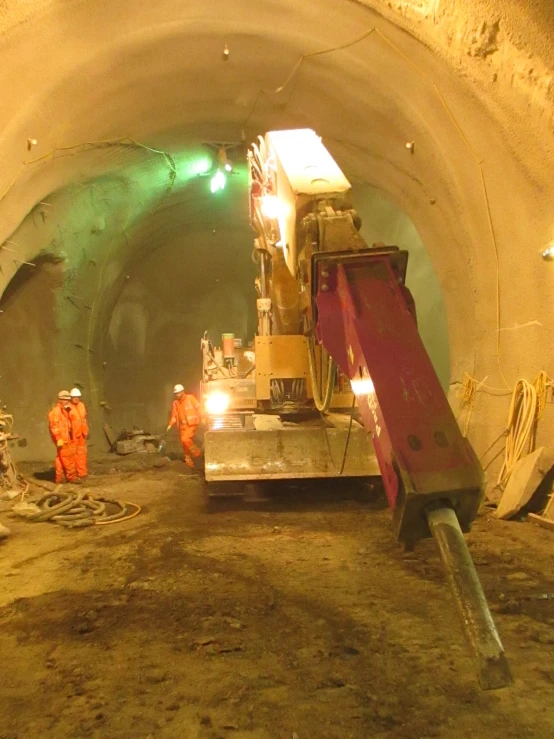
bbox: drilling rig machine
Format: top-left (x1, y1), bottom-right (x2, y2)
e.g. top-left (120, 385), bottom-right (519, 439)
top-left (200, 129), bottom-right (512, 690)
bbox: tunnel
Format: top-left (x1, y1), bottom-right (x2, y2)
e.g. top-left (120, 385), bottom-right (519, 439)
top-left (1, 0), bottom-right (553, 476)
top-left (2, 2), bottom-right (554, 735)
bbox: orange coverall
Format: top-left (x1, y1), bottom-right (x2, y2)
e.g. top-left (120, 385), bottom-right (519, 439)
top-left (48, 402), bottom-right (78, 483)
top-left (168, 394), bottom-right (202, 467)
top-left (71, 399), bottom-right (89, 478)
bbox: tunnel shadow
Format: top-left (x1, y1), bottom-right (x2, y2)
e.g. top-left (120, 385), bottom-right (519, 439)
top-left (204, 476), bottom-right (388, 514)
top-left (33, 467), bottom-right (56, 482)
top-left (0, 254), bottom-right (64, 309)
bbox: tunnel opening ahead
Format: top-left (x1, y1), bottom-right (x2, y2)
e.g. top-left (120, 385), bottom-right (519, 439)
top-left (0, 141), bottom-right (449, 460)
top-left (352, 183), bottom-right (450, 391)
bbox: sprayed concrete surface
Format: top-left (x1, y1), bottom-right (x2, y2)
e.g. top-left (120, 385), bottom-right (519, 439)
top-left (0, 178), bottom-right (449, 460)
top-left (0, 455), bottom-right (553, 738)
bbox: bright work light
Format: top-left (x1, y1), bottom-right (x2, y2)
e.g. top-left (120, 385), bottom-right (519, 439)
top-left (210, 170), bottom-right (227, 193)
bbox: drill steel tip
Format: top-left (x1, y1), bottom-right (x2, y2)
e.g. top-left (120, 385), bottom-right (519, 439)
top-left (426, 505), bottom-right (513, 691)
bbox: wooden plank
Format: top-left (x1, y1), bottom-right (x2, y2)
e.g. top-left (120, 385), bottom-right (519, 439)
top-left (103, 424), bottom-right (117, 449)
top-left (544, 492), bottom-right (554, 518)
top-left (496, 447), bottom-right (554, 520)
top-left (528, 512), bottom-right (554, 531)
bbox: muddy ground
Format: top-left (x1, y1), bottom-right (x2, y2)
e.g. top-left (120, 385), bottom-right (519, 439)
top-left (0, 452), bottom-right (553, 739)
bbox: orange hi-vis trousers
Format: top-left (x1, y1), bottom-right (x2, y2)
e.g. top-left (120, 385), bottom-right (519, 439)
top-left (180, 425), bottom-right (201, 467)
top-left (55, 444), bottom-right (77, 484)
top-left (74, 437), bottom-right (88, 478)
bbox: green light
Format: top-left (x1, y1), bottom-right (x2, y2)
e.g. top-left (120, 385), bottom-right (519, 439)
top-left (210, 170), bottom-right (226, 193)
top-left (192, 157), bottom-right (212, 175)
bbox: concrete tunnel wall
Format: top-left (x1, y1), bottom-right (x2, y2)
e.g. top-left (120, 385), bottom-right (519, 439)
top-left (0, 0), bottom-right (553, 490)
top-left (0, 161), bottom-right (445, 460)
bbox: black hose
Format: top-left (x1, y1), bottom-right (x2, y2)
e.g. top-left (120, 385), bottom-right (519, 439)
top-left (321, 393), bottom-right (356, 475)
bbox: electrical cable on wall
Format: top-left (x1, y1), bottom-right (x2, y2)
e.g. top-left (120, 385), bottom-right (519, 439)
top-left (0, 137), bottom-right (176, 207)
top-left (495, 371), bottom-right (552, 492)
top-left (457, 373), bottom-right (487, 437)
top-left (460, 370), bottom-right (551, 488)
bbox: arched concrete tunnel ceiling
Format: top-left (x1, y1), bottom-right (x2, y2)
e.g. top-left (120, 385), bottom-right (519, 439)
top-left (1, 0), bottom-right (554, 461)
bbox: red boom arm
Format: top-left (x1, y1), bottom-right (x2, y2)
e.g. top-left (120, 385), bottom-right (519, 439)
top-left (313, 247), bottom-right (483, 546)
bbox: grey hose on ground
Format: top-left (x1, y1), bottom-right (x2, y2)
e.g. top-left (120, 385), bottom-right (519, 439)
top-left (25, 490), bottom-right (136, 528)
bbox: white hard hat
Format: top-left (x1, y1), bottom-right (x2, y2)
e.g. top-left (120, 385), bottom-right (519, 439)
top-left (70, 388), bottom-right (82, 398)
top-left (173, 384), bottom-right (185, 394)
top-left (58, 390), bottom-right (71, 400)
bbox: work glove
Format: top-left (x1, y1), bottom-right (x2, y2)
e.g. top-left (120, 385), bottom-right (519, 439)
top-left (56, 439), bottom-right (65, 448)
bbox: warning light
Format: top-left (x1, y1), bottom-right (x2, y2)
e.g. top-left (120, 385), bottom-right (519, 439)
top-left (210, 170), bottom-right (227, 193)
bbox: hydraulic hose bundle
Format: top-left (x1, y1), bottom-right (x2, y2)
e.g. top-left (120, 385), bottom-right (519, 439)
top-left (18, 489), bottom-right (141, 529)
top-left (306, 335), bottom-right (336, 413)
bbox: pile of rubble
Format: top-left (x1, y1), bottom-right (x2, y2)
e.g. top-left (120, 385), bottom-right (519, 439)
top-left (103, 425), bottom-right (163, 456)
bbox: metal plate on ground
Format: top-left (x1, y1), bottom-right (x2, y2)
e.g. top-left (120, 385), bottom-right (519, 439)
top-left (204, 424), bottom-right (379, 481)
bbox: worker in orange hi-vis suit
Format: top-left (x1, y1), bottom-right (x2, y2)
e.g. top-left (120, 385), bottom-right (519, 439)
top-left (48, 390), bottom-right (79, 484)
top-left (70, 387), bottom-right (89, 480)
top-left (167, 384), bottom-right (203, 468)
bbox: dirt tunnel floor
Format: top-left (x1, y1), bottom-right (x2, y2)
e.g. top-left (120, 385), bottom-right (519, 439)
top-left (1, 456), bottom-right (554, 738)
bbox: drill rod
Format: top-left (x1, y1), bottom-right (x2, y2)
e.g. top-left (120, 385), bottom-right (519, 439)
top-left (426, 505), bottom-right (513, 690)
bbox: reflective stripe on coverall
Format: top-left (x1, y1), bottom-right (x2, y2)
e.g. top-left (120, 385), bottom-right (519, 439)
top-left (48, 403), bottom-right (78, 483)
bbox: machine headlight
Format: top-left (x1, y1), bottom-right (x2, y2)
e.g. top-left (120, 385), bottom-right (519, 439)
top-left (205, 392), bottom-right (231, 415)
top-left (260, 195), bottom-right (285, 220)
top-left (350, 377), bottom-right (374, 396)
